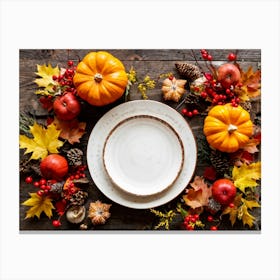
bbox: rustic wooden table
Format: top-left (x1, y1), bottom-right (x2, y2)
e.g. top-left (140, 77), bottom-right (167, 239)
top-left (19, 49), bottom-right (261, 231)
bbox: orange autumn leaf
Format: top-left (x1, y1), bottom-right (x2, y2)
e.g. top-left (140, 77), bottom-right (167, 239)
top-left (183, 176), bottom-right (212, 209)
top-left (53, 117), bottom-right (86, 144)
top-left (238, 66), bottom-right (261, 99)
top-left (242, 138), bottom-right (260, 154)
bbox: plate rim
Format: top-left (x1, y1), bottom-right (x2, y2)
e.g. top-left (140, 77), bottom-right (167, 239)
top-left (102, 114), bottom-right (185, 196)
top-left (87, 100), bottom-right (197, 209)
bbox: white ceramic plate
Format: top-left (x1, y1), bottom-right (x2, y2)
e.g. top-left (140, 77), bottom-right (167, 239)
top-left (87, 100), bottom-right (197, 209)
top-left (103, 115), bottom-right (184, 196)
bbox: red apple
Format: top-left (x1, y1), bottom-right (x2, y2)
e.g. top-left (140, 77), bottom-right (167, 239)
top-left (40, 154), bottom-right (69, 181)
top-left (53, 93), bottom-right (81, 121)
top-left (217, 63), bottom-right (241, 89)
top-left (211, 178), bottom-right (236, 206)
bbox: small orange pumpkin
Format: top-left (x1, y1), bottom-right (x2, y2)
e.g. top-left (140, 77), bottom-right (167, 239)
top-left (161, 77), bottom-right (187, 102)
top-left (73, 51), bottom-right (128, 106)
top-left (203, 103), bottom-right (253, 153)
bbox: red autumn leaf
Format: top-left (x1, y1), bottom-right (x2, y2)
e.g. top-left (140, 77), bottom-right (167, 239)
top-left (55, 199), bottom-right (67, 216)
top-left (53, 117), bottom-right (86, 144)
top-left (46, 117), bottom-right (54, 126)
top-left (254, 131), bottom-right (261, 142)
top-left (203, 166), bottom-right (217, 181)
top-left (183, 176), bottom-right (212, 209)
top-left (241, 151), bottom-right (254, 164)
top-left (39, 96), bottom-right (54, 111)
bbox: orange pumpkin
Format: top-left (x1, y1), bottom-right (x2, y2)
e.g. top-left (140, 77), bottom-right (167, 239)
top-left (161, 77), bottom-right (187, 102)
top-left (73, 51), bottom-right (128, 106)
top-left (203, 103), bottom-right (253, 153)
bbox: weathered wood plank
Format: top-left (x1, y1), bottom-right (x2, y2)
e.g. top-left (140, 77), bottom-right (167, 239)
top-left (20, 49), bottom-right (261, 63)
top-left (19, 49), bottom-right (261, 231)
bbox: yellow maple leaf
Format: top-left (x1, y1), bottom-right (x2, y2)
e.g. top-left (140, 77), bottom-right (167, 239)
top-left (19, 122), bottom-right (64, 160)
top-left (34, 63), bottom-right (60, 95)
top-left (232, 161), bottom-right (261, 193)
top-left (22, 192), bottom-right (55, 219)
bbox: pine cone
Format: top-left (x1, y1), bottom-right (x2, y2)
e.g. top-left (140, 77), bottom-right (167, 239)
top-left (69, 190), bottom-right (88, 206)
top-left (184, 92), bottom-right (201, 105)
top-left (239, 101), bottom-right (252, 112)
top-left (207, 197), bottom-right (221, 214)
top-left (67, 148), bottom-right (83, 166)
top-left (20, 159), bottom-right (41, 176)
top-left (50, 181), bottom-right (64, 193)
top-left (175, 63), bottom-right (202, 81)
top-left (210, 149), bottom-right (230, 176)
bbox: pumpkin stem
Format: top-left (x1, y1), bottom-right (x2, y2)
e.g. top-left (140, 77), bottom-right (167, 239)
top-left (94, 73), bottom-right (103, 83)
top-left (228, 124), bottom-right (237, 133)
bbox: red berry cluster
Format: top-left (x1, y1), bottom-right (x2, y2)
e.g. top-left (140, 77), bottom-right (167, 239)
top-left (199, 50), bottom-right (242, 107)
top-left (200, 79), bottom-right (242, 107)
top-left (181, 108), bottom-right (199, 118)
top-left (25, 176), bottom-right (55, 197)
top-left (52, 60), bottom-right (77, 95)
top-left (69, 165), bottom-right (87, 180)
top-left (201, 49), bottom-right (213, 61)
top-left (64, 179), bottom-right (77, 195)
top-left (183, 214), bottom-right (200, 230)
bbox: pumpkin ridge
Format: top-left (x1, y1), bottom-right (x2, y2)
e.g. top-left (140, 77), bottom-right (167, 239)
top-left (103, 72), bottom-right (128, 86)
top-left (209, 105), bottom-right (230, 124)
top-left (236, 121), bottom-right (253, 135)
top-left (221, 135), bottom-right (238, 153)
top-left (83, 52), bottom-right (98, 75)
top-left (75, 62), bottom-right (95, 77)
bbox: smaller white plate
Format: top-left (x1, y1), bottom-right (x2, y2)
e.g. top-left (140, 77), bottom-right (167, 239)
top-left (103, 115), bottom-right (184, 196)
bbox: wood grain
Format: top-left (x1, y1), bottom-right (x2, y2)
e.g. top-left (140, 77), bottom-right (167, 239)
top-left (19, 49), bottom-right (261, 231)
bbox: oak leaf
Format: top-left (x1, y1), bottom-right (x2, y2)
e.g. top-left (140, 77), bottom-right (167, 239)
top-left (222, 195), bottom-right (260, 227)
top-left (19, 122), bottom-right (64, 160)
top-left (183, 176), bottom-right (212, 209)
top-left (232, 161), bottom-right (261, 193)
top-left (22, 192), bottom-right (55, 219)
top-left (222, 194), bottom-right (242, 226)
top-left (53, 117), bottom-right (86, 144)
top-left (238, 203), bottom-right (256, 228)
top-left (34, 63), bottom-right (60, 95)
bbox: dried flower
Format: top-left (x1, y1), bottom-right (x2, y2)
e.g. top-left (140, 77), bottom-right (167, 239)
top-left (66, 205), bottom-right (86, 224)
top-left (88, 200), bottom-right (111, 225)
top-left (137, 75), bottom-right (156, 99)
top-left (127, 66), bottom-right (137, 84)
top-left (150, 208), bottom-right (176, 230)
